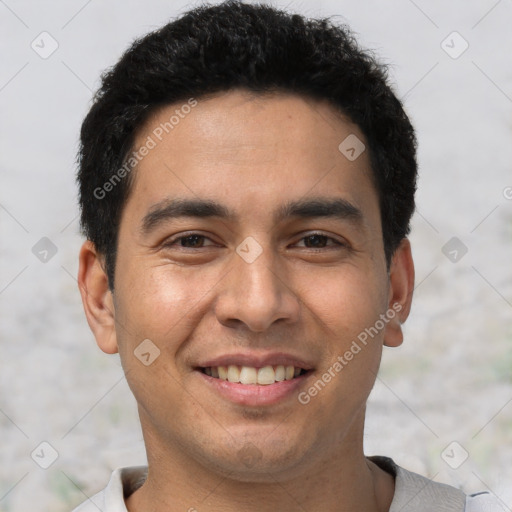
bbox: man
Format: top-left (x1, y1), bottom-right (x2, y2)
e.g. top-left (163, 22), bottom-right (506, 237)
top-left (73, 1), bottom-right (489, 510)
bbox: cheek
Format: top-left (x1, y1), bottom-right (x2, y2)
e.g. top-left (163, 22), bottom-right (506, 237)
top-left (112, 265), bottom-right (211, 414)
top-left (303, 264), bottom-right (388, 347)
top-left (115, 262), bottom-right (217, 351)
top-left (302, 265), bottom-right (388, 406)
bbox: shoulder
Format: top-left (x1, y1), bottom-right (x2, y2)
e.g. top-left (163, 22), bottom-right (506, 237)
top-left (392, 463), bottom-right (466, 511)
top-left (70, 466), bottom-right (148, 512)
top-left (369, 456), bottom-right (496, 512)
top-left (465, 491), bottom-right (504, 511)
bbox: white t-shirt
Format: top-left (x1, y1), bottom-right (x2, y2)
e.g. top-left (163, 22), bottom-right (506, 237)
top-left (71, 457), bottom-right (497, 511)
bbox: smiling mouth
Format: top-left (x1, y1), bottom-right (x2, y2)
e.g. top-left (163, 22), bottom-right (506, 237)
top-left (199, 365), bottom-right (309, 385)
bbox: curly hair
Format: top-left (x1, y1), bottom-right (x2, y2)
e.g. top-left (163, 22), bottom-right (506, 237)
top-left (77, 0), bottom-right (417, 289)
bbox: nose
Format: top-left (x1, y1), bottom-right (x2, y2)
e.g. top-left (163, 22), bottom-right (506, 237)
top-left (213, 244), bottom-right (301, 333)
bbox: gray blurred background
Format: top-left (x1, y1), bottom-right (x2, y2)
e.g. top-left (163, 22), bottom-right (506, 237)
top-left (1, 0), bottom-right (511, 510)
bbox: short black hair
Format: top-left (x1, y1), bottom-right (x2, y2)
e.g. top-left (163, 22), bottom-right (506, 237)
top-left (77, 0), bottom-right (417, 289)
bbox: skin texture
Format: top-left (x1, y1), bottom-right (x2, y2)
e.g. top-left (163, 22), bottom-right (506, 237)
top-left (78, 90), bottom-right (415, 512)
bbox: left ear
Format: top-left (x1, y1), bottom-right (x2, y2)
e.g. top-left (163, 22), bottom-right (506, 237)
top-left (383, 238), bottom-right (415, 348)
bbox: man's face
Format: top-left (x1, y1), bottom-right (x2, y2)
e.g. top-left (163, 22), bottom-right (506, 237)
top-left (100, 90), bottom-right (406, 480)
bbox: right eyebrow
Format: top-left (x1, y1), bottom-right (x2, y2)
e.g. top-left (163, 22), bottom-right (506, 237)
top-left (140, 198), bottom-right (234, 235)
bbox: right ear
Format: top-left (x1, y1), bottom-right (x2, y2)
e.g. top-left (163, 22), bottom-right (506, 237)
top-left (77, 241), bottom-right (118, 354)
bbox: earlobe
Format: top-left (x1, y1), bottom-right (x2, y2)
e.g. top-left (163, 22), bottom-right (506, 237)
top-left (383, 238), bottom-right (415, 348)
top-left (77, 240), bottom-right (119, 354)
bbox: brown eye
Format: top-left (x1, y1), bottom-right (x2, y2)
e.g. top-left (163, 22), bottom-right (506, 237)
top-left (303, 234), bottom-right (329, 248)
top-left (178, 234), bottom-right (206, 247)
top-left (295, 233), bottom-right (344, 249)
top-left (163, 233), bottom-right (217, 249)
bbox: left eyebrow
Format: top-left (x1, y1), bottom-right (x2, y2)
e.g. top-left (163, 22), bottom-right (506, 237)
top-left (273, 197), bottom-right (364, 226)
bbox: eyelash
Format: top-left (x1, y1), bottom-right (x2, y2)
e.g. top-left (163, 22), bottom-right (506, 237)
top-left (163, 232), bottom-right (346, 250)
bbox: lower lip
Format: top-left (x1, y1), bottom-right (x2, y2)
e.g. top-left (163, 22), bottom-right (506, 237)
top-left (197, 371), bottom-right (311, 406)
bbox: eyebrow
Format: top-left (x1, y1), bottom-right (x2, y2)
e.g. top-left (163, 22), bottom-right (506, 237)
top-left (274, 197), bottom-right (363, 225)
top-left (140, 197), bottom-right (363, 235)
top-left (141, 198), bottom-right (233, 234)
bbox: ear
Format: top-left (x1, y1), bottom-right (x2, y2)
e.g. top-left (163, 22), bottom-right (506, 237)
top-left (383, 238), bottom-right (415, 348)
top-left (77, 240), bottom-right (118, 354)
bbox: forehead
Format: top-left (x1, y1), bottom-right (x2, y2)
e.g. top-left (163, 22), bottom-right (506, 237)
top-left (124, 89), bottom-right (379, 228)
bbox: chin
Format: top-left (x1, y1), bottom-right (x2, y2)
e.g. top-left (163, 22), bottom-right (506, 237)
top-left (199, 436), bottom-right (314, 483)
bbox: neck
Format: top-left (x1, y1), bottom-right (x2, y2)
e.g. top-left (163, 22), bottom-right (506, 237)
top-left (126, 413), bottom-right (395, 512)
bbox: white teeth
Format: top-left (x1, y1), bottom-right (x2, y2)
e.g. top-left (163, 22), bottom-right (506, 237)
top-left (257, 366), bottom-right (276, 385)
top-left (275, 365), bottom-right (285, 381)
top-left (218, 366), bottom-right (228, 380)
top-left (204, 364), bottom-right (304, 385)
top-left (227, 365), bottom-right (240, 383)
top-left (239, 366), bottom-right (257, 385)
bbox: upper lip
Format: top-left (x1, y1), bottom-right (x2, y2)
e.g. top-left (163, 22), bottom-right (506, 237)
top-left (197, 352), bottom-right (314, 370)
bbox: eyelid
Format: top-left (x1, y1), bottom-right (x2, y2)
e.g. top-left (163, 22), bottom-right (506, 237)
top-left (162, 230), bottom-right (347, 249)
top-left (291, 231), bottom-right (347, 248)
top-left (163, 231), bottom-right (219, 248)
